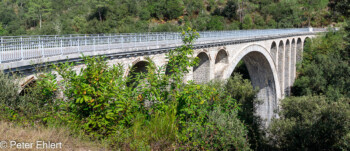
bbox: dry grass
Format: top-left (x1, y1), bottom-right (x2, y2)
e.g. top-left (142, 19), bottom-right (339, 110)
top-left (0, 121), bottom-right (107, 151)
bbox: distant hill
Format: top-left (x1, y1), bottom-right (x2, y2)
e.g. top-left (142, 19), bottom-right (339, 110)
top-left (0, 0), bottom-right (345, 35)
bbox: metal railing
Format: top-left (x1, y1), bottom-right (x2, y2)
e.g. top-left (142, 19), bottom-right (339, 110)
top-left (0, 28), bottom-right (325, 63)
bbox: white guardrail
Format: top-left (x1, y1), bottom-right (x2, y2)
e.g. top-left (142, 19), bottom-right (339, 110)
top-left (0, 28), bottom-right (325, 63)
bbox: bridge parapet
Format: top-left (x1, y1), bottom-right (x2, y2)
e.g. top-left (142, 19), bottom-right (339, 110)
top-left (0, 28), bottom-right (325, 65)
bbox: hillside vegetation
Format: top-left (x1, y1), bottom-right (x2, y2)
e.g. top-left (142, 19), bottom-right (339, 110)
top-left (0, 0), bottom-right (347, 35)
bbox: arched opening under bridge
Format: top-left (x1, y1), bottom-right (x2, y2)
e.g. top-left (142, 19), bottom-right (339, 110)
top-left (127, 61), bottom-right (150, 87)
top-left (193, 52), bottom-right (210, 83)
top-left (214, 49), bottom-right (229, 79)
top-left (225, 45), bottom-right (280, 127)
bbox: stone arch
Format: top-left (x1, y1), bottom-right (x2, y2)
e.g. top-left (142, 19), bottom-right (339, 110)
top-left (127, 60), bottom-right (150, 86)
top-left (224, 44), bottom-right (281, 127)
top-left (270, 41), bottom-right (277, 63)
top-left (214, 49), bottom-right (229, 79)
top-left (303, 37), bottom-right (312, 54)
top-left (193, 52), bottom-right (210, 83)
top-left (296, 38), bottom-right (302, 63)
top-left (284, 40), bottom-right (291, 96)
top-left (291, 39), bottom-right (296, 86)
top-left (19, 76), bottom-right (37, 95)
top-left (278, 40), bottom-right (284, 96)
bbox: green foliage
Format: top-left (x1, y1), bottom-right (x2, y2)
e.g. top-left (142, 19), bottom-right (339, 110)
top-left (262, 0), bottom-right (302, 28)
top-left (36, 72), bottom-right (58, 103)
top-left (0, 23), bottom-right (6, 36)
top-left (0, 0), bottom-right (342, 35)
top-left (108, 108), bottom-right (177, 150)
top-left (222, 0), bottom-right (238, 21)
top-left (207, 16), bottom-right (225, 30)
top-left (269, 96), bottom-right (350, 150)
top-left (293, 30), bottom-right (350, 100)
top-left (149, 0), bottom-right (184, 20)
top-left (330, 0), bottom-right (350, 18)
top-left (0, 70), bottom-right (59, 125)
top-left (0, 71), bottom-right (19, 108)
top-left (54, 56), bottom-right (140, 137)
top-left (225, 74), bottom-right (272, 150)
top-left (299, 0), bottom-right (329, 26)
top-left (184, 0), bottom-right (204, 16)
top-left (192, 106), bottom-right (251, 150)
top-left (242, 14), bottom-right (254, 29)
top-left (253, 13), bottom-right (266, 28)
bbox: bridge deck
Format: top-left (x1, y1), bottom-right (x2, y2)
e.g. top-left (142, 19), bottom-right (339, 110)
top-left (0, 28), bottom-right (325, 71)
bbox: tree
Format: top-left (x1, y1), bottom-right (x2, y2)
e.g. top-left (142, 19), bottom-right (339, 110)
top-left (0, 23), bottom-right (6, 36)
top-left (269, 96), bottom-right (350, 150)
top-left (329, 0), bottom-right (350, 19)
top-left (184, 0), bottom-right (204, 16)
top-left (292, 30), bottom-right (350, 100)
top-left (242, 14), bottom-right (254, 29)
top-left (89, 0), bottom-right (110, 21)
top-left (207, 16), bottom-right (225, 30)
top-left (27, 0), bottom-right (53, 29)
top-left (165, 0), bottom-right (184, 20)
top-left (262, 0), bottom-right (302, 28)
top-left (299, 0), bottom-right (329, 26)
top-left (222, 0), bottom-right (238, 21)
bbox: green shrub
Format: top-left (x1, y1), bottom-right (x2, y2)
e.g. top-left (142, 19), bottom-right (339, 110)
top-left (207, 16), bottom-right (225, 30)
top-left (54, 56), bottom-right (140, 138)
top-left (269, 96), bottom-right (350, 150)
top-left (175, 81), bottom-right (249, 150)
top-left (0, 70), bottom-right (58, 124)
top-left (0, 71), bottom-right (20, 108)
top-left (242, 14), bottom-right (254, 29)
top-left (0, 23), bottom-right (6, 35)
top-left (224, 74), bottom-right (271, 150)
top-left (108, 106), bottom-right (177, 150)
top-left (292, 30), bottom-right (350, 100)
top-left (192, 105), bottom-right (251, 150)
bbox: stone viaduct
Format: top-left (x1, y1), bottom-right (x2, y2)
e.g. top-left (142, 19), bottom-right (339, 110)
top-left (0, 28), bottom-right (321, 126)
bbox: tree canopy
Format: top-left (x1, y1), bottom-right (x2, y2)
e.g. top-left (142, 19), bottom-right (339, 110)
top-left (0, 0), bottom-right (341, 35)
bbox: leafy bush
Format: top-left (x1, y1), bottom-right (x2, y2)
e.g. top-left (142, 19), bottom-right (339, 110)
top-left (54, 56), bottom-right (140, 138)
top-left (292, 30), bottom-right (350, 100)
top-left (0, 70), bottom-right (59, 121)
top-left (108, 106), bottom-right (177, 150)
top-left (222, 0), bottom-right (238, 21)
top-left (242, 14), bottom-right (254, 29)
top-left (224, 74), bottom-right (270, 150)
top-left (0, 71), bottom-right (20, 108)
top-left (269, 96), bottom-right (350, 150)
top-left (0, 23), bottom-right (6, 35)
top-left (207, 16), bottom-right (225, 30)
top-left (192, 105), bottom-right (251, 150)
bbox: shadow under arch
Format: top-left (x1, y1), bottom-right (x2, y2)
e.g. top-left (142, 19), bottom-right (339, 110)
top-left (19, 76), bottom-right (37, 96)
top-left (303, 37), bottom-right (312, 54)
top-left (214, 49), bottom-right (229, 79)
top-left (224, 45), bottom-right (281, 127)
top-left (193, 52), bottom-right (210, 84)
top-left (270, 41), bottom-right (277, 63)
top-left (127, 60), bottom-right (150, 87)
top-left (296, 38), bottom-right (302, 62)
